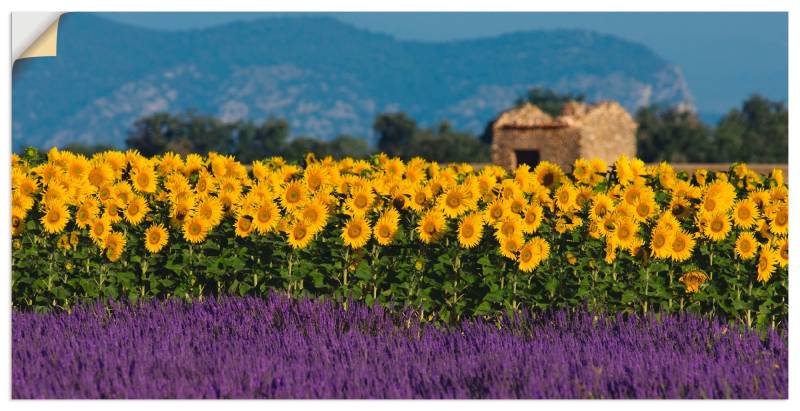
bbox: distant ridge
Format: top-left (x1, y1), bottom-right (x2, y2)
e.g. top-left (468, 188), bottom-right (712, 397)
top-left (12, 13), bottom-right (694, 150)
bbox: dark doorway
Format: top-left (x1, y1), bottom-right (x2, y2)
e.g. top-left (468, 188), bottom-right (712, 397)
top-left (515, 150), bottom-right (540, 168)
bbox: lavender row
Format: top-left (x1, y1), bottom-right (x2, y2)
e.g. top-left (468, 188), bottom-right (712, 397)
top-left (13, 295), bottom-right (787, 399)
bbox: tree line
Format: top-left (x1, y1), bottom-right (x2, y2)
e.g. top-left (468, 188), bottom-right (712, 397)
top-left (58, 89), bottom-right (787, 165)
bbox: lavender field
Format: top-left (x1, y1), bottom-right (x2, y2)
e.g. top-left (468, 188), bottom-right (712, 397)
top-left (12, 295), bottom-right (787, 399)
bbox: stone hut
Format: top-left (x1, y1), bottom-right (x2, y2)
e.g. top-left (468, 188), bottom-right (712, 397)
top-left (490, 101), bottom-right (637, 171)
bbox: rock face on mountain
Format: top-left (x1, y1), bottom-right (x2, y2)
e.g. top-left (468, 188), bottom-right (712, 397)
top-left (12, 13), bottom-right (694, 151)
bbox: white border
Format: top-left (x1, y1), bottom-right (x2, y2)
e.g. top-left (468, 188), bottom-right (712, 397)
top-left (1, 1), bottom-right (796, 410)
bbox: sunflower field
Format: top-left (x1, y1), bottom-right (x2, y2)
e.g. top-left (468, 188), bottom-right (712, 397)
top-left (11, 148), bottom-right (788, 328)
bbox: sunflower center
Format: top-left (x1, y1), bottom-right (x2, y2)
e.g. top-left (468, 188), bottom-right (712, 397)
top-left (521, 249), bottom-right (533, 262)
top-left (424, 222), bottom-right (436, 235)
top-left (781, 245), bottom-right (788, 260)
top-left (462, 224), bottom-right (474, 238)
top-left (258, 208), bottom-right (271, 223)
top-left (148, 232), bottom-right (161, 244)
top-left (47, 210), bottom-right (60, 224)
top-left (446, 193), bottom-right (461, 208)
top-left (137, 174), bottom-right (149, 187)
top-left (294, 226), bottom-right (307, 240)
top-left (738, 207), bottom-right (751, 220)
top-left (239, 218), bottom-right (252, 231)
top-left (542, 173), bottom-right (554, 187)
top-left (348, 224), bottom-right (362, 238)
top-left (637, 204), bottom-right (649, 217)
top-left (673, 237), bottom-right (686, 252)
top-left (654, 234), bottom-right (666, 248)
top-left (704, 198), bottom-right (717, 212)
top-left (128, 204), bottom-right (139, 215)
top-left (711, 220), bottom-right (724, 232)
top-left (491, 207), bottom-right (502, 219)
top-left (379, 226), bottom-right (391, 238)
top-left (189, 223), bottom-right (202, 235)
top-left (776, 212), bottom-right (788, 225)
top-left (355, 195), bottom-right (367, 208)
top-left (740, 241), bottom-right (752, 253)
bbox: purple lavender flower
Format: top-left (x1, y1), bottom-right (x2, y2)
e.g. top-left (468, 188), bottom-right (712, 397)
top-left (12, 295), bottom-right (787, 399)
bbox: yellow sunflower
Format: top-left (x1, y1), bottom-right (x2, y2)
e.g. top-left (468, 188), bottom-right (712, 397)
top-left (346, 186), bottom-right (375, 216)
top-left (131, 166), bottom-right (157, 193)
top-left (144, 224), bottom-right (169, 253)
top-left (679, 271), bottom-right (708, 293)
top-left (286, 220), bottom-right (314, 249)
top-left (757, 249), bottom-right (777, 283)
top-left (124, 196), bottom-right (149, 226)
top-left (769, 203), bottom-right (788, 235)
top-left (522, 203), bottom-right (543, 234)
top-left (732, 199), bottom-right (759, 229)
top-left (613, 218), bottom-right (639, 251)
top-left (734, 232), bottom-right (759, 260)
top-left (89, 216), bottom-right (111, 247)
top-left (457, 213), bottom-right (484, 248)
top-left (41, 201), bottom-right (70, 234)
top-left (253, 200), bottom-right (280, 234)
top-left (280, 181), bottom-right (307, 212)
top-left (75, 200), bottom-right (99, 228)
top-left (776, 239), bottom-right (788, 268)
top-left (484, 199), bottom-right (506, 224)
top-left (499, 234), bottom-right (523, 260)
top-left (554, 183), bottom-right (577, 212)
top-left (533, 161), bottom-right (563, 189)
top-left (650, 226), bottom-right (674, 260)
top-left (183, 216), bottom-right (210, 244)
top-left (342, 216), bottom-right (371, 249)
top-left (104, 231), bottom-right (126, 262)
top-left (374, 212), bottom-right (400, 246)
top-left (703, 212), bottom-right (731, 242)
top-left (669, 230), bottom-right (696, 262)
top-left (299, 200), bottom-right (329, 234)
top-left (417, 210), bottom-right (446, 244)
top-left (235, 214), bottom-right (254, 238)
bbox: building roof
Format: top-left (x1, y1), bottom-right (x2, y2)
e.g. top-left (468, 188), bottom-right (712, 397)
top-left (492, 101), bottom-right (634, 130)
top-left (492, 103), bottom-right (565, 130)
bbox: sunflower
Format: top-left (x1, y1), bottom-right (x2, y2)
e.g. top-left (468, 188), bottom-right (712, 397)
top-left (703, 212), bottom-right (732, 242)
top-left (346, 186), bottom-right (375, 216)
top-left (633, 197), bottom-right (657, 222)
top-left (253, 200), bottom-right (279, 234)
top-left (769, 203), bottom-right (788, 235)
top-left (612, 218), bottom-right (638, 251)
top-left (280, 181), bottom-right (307, 212)
top-left (89, 216), bottom-right (111, 247)
top-left (669, 230), bottom-right (696, 262)
top-left (183, 216), bottom-right (210, 244)
top-left (300, 200), bottom-right (328, 233)
top-left (41, 201), bottom-right (70, 234)
top-left (374, 212), bottom-right (400, 246)
top-left (196, 197), bottom-right (224, 227)
top-left (457, 213), bottom-right (484, 248)
top-left (656, 212), bottom-right (680, 233)
top-left (732, 199), bottom-right (759, 229)
top-left (408, 185), bottom-right (430, 212)
top-left (87, 161), bottom-right (114, 188)
top-left (757, 249), bottom-right (777, 283)
top-left (533, 161), bottom-right (563, 189)
top-left (235, 214), bottom-right (254, 238)
top-left (285, 220), bottom-right (314, 249)
top-left (668, 196), bottom-right (693, 220)
top-left (144, 224), bottom-right (169, 253)
top-left (74, 200), bottom-right (99, 228)
top-left (104, 231), bottom-right (126, 262)
top-left (521, 203), bottom-right (543, 234)
top-left (554, 184), bottom-right (577, 212)
top-left (499, 234), bottom-right (523, 260)
top-left (650, 226), bottom-right (674, 260)
top-left (304, 163), bottom-right (329, 191)
top-left (589, 194), bottom-right (613, 222)
top-left (494, 214), bottom-right (523, 242)
top-left (417, 210), bottom-right (446, 244)
top-left (734, 232), bottom-right (759, 260)
top-left (439, 186), bottom-right (473, 218)
top-left (679, 271), bottom-right (708, 293)
top-left (131, 166), bottom-right (157, 193)
top-left (124, 196), bottom-right (149, 226)
top-left (11, 208), bottom-right (26, 237)
top-left (776, 239), bottom-right (788, 268)
top-left (517, 241), bottom-right (539, 272)
top-left (342, 216), bottom-right (371, 249)
top-left (484, 199), bottom-right (506, 224)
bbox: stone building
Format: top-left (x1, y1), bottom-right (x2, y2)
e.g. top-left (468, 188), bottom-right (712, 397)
top-left (490, 101), bottom-right (637, 171)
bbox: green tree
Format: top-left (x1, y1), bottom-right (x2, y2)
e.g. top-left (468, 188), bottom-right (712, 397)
top-left (635, 105), bottom-right (713, 163)
top-left (234, 117), bottom-right (290, 163)
top-left (125, 111), bottom-right (234, 156)
top-left (515, 87), bottom-right (586, 117)
top-left (374, 112), bottom-right (417, 157)
top-left (402, 122), bottom-right (490, 163)
top-left (712, 94), bottom-right (787, 163)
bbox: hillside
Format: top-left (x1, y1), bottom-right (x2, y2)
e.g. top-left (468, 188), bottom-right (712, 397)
top-left (12, 13), bottom-right (694, 150)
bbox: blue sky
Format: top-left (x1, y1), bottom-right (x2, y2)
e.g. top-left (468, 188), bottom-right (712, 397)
top-left (98, 12), bottom-right (788, 115)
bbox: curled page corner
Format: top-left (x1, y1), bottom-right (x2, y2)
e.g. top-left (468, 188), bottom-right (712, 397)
top-left (13, 12), bottom-right (62, 62)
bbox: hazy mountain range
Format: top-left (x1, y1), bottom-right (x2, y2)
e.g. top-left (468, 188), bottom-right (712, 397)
top-left (12, 13), bottom-right (695, 151)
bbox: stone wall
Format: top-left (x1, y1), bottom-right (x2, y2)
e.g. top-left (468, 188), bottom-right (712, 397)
top-left (491, 127), bottom-right (581, 171)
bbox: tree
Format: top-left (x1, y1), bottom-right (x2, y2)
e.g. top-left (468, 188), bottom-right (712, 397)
top-left (712, 94), bottom-right (787, 163)
top-left (326, 135), bottom-right (372, 159)
top-left (234, 117), bottom-right (290, 163)
top-left (374, 112), bottom-right (417, 157)
top-left (125, 111), bottom-right (234, 156)
top-left (401, 121), bottom-right (490, 163)
top-left (515, 87), bottom-right (586, 117)
top-left (635, 105), bottom-right (713, 163)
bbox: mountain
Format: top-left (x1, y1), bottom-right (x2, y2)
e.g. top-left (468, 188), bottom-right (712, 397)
top-left (12, 13), bottom-right (694, 151)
